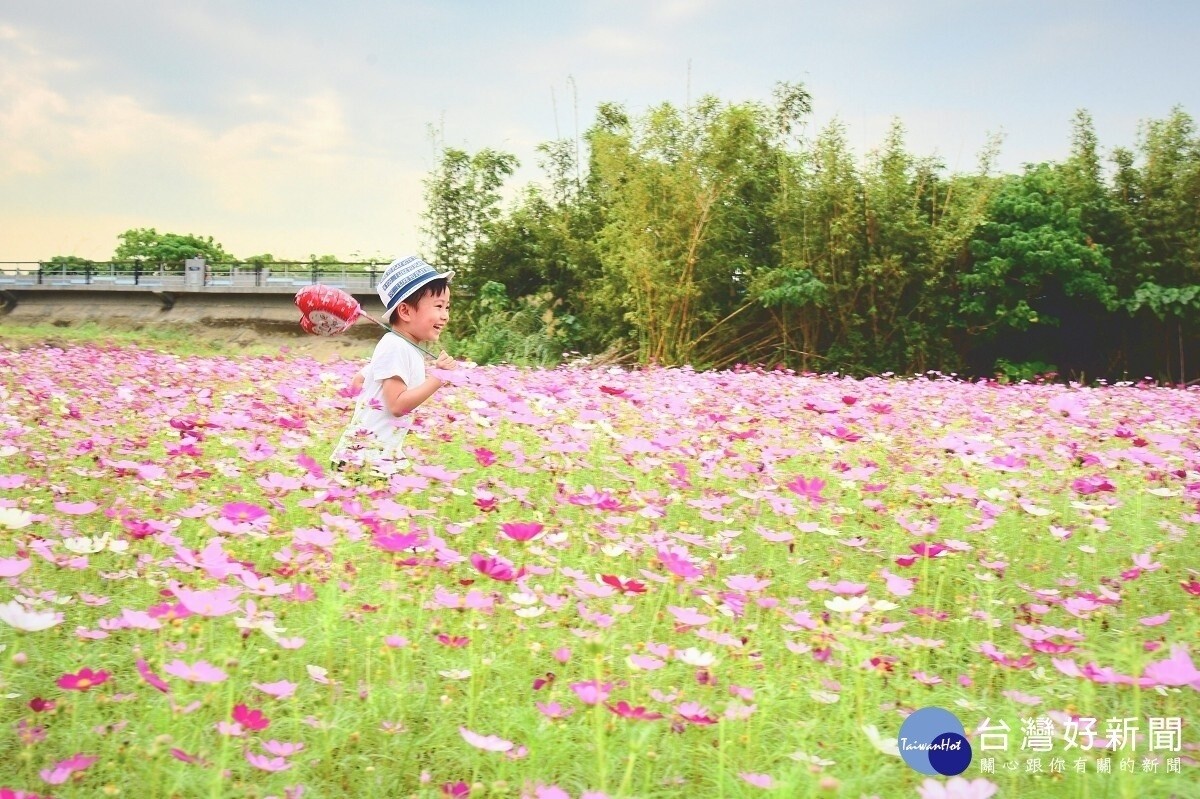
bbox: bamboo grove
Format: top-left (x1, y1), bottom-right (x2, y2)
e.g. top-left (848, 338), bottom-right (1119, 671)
top-left (422, 84), bottom-right (1200, 382)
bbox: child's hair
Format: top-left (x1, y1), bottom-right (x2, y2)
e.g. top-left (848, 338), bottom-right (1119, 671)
top-left (388, 277), bottom-right (449, 325)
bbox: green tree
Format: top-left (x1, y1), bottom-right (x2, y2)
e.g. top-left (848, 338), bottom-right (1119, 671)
top-left (421, 146), bottom-right (519, 291)
top-left (961, 164), bottom-right (1116, 338)
top-left (588, 94), bottom-right (781, 365)
top-left (113, 228), bottom-right (234, 267)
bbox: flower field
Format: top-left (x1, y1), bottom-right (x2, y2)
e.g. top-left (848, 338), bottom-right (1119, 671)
top-left (0, 342), bottom-right (1198, 799)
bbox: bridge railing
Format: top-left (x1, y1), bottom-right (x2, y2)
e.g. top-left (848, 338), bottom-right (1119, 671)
top-left (0, 261), bottom-right (390, 291)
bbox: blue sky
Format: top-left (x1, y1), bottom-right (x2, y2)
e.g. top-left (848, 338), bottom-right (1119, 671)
top-left (2, 1), bottom-right (1197, 263)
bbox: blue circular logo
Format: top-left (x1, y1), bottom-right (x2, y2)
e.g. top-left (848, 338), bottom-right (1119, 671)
top-left (898, 707), bottom-right (972, 776)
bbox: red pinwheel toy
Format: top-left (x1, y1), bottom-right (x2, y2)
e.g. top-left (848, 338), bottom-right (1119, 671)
top-left (294, 284), bottom-right (433, 357)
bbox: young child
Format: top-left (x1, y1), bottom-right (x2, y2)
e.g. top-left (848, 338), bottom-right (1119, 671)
top-left (330, 255), bottom-right (456, 475)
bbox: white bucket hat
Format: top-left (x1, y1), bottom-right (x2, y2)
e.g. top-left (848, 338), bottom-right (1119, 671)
top-left (377, 255), bottom-right (454, 319)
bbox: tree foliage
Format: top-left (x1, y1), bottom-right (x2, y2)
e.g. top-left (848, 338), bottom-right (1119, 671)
top-left (419, 95), bottom-right (1198, 380)
top-left (113, 228), bottom-right (234, 266)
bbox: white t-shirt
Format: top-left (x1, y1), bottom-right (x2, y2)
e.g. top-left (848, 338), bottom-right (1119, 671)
top-left (330, 333), bottom-right (425, 473)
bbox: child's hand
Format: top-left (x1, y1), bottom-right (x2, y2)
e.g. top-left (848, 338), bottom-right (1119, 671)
top-left (429, 351), bottom-right (457, 386)
top-left (338, 373), bottom-right (365, 398)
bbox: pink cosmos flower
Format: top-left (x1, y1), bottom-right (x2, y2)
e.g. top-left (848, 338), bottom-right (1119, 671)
top-left (216, 721), bottom-right (245, 737)
top-left (170, 748), bottom-right (210, 766)
top-left (785, 475), bottom-right (827, 503)
top-left (739, 773), bottom-right (774, 789)
top-left (657, 548), bottom-right (702, 580)
top-left (725, 574), bottom-right (770, 592)
top-left (459, 726), bottom-right (514, 752)
top-left (472, 447), bottom-right (497, 466)
top-left (136, 659), bottom-right (171, 693)
top-left (528, 786), bottom-right (570, 799)
top-left (1001, 690), bottom-right (1042, 706)
top-left (220, 502), bottom-right (270, 524)
top-left (15, 720), bottom-right (46, 745)
top-left (0, 557), bottom-right (30, 578)
top-left (667, 606), bottom-right (713, 626)
top-left (500, 521), bottom-right (544, 541)
top-left (57, 668), bottom-right (110, 692)
top-left (470, 553), bottom-right (522, 582)
top-left (675, 702), bottom-right (718, 725)
top-left (171, 585), bottom-right (241, 617)
top-left (233, 704), bottom-right (270, 732)
top-left (245, 752), bottom-right (291, 772)
top-left (373, 532), bottom-right (424, 552)
top-left (163, 659), bottom-right (228, 684)
top-left (627, 654), bottom-right (665, 671)
top-left (916, 777), bottom-right (998, 799)
top-left (253, 680), bottom-right (298, 699)
top-left (606, 701), bottom-right (663, 721)
top-left (570, 680), bottom-right (613, 705)
top-left (1141, 645), bottom-right (1200, 688)
top-left (54, 500), bottom-right (99, 515)
top-left (39, 753), bottom-right (97, 785)
top-left (262, 740), bottom-right (305, 757)
top-left (535, 701), bottom-right (575, 720)
top-left (441, 782), bottom-right (471, 798)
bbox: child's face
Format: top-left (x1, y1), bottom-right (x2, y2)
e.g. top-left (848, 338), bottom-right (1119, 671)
top-left (396, 289), bottom-right (450, 343)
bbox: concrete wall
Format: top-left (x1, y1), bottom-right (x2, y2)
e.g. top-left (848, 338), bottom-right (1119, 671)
top-left (0, 287), bottom-right (382, 341)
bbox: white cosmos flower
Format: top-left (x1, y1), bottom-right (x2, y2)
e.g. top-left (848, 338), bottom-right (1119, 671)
top-left (508, 593), bottom-right (539, 606)
top-left (824, 596), bottom-right (870, 613)
top-left (305, 665), bottom-right (331, 683)
top-left (810, 689), bottom-right (840, 704)
top-left (600, 544), bottom-right (626, 556)
top-left (676, 648), bottom-right (717, 667)
top-left (513, 606), bottom-right (545, 618)
top-left (871, 599), bottom-right (900, 611)
top-left (0, 600), bottom-right (63, 632)
top-left (790, 750), bottom-right (836, 767)
top-left (107, 539), bottom-right (130, 554)
top-left (438, 669), bottom-right (472, 680)
top-left (862, 724), bottom-right (900, 757)
top-left (63, 535), bottom-right (109, 554)
top-left (0, 508), bottom-right (33, 529)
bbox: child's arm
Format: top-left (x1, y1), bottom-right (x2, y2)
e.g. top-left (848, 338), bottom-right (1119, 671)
top-left (379, 353), bottom-right (453, 416)
top-left (349, 365), bottom-right (367, 394)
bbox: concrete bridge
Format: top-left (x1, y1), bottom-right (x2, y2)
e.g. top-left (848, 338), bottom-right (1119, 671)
top-left (0, 260), bottom-right (384, 339)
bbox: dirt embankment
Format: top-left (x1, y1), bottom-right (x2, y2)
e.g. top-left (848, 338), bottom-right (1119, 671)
top-left (1, 289), bottom-right (379, 361)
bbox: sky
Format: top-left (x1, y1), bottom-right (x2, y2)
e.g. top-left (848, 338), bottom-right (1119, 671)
top-left (2, 1), bottom-right (1197, 264)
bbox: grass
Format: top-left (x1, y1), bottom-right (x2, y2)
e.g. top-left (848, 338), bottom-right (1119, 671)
top-left (0, 339), bottom-right (1197, 799)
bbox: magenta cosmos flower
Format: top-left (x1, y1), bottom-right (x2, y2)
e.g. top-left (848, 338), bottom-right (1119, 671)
top-left (57, 668), bottom-right (110, 692)
top-left (499, 521), bottom-right (543, 541)
top-left (233, 704), bottom-right (270, 732)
